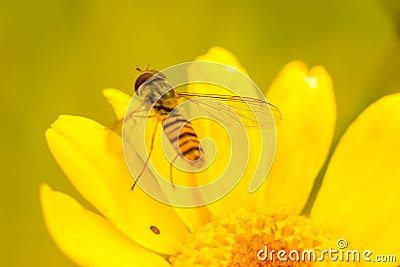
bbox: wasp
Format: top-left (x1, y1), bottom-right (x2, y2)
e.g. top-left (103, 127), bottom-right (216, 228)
top-left (126, 67), bottom-right (281, 190)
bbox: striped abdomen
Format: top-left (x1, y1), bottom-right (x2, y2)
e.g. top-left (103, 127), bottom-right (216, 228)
top-left (162, 113), bottom-right (202, 161)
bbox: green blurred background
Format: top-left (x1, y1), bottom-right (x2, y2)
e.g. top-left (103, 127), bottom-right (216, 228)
top-left (1, 0), bottom-right (400, 266)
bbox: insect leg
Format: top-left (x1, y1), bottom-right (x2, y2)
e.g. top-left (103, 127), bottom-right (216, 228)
top-left (131, 119), bottom-right (159, 190)
top-left (169, 153), bottom-right (179, 188)
top-left (106, 118), bottom-right (124, 131)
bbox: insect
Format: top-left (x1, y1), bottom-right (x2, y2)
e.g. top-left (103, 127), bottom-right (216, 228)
top-left (150, 225), bottom-right (161, 234)
top-left (127, 67), bottom-right (281, 190)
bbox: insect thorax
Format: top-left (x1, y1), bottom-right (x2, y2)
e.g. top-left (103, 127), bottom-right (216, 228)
top-left (137, 75), bottom-right (178, 111)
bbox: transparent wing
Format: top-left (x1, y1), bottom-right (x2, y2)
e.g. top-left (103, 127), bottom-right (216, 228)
top-left (176, 92), bottom-right (282, 128)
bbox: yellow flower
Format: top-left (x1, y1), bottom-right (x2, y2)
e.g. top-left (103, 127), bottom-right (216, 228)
top-left (41, 47), bottom-right (400, 266)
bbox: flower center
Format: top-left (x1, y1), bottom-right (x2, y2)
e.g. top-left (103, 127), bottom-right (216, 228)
top-left (170, 210), bottom-right (355, 266)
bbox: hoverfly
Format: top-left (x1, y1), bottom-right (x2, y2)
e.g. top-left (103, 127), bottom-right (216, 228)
top-left (126, 67), bottom-right (281, 190)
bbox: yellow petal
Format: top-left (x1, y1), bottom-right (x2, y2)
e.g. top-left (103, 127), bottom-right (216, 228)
top-left (311, 93), bottom-right (400, 260)
top-left (103, 88), bottom-right (211, 231)
top-left (103, 88), bottom-right (131, 120)
top-left (186, 47), bottom-right (275, 213)
top-left (40, 184), bottom-right (170, 267)
top-left (45, 115), bottom-right (188, 254)
top-left (194, 46), bottom-right (249, 76)
top-left (259, 61), bottom-right (336, 214)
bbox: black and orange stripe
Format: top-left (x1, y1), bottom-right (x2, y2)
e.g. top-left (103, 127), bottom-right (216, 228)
top-left (162, 113), bottom-right (201, 161)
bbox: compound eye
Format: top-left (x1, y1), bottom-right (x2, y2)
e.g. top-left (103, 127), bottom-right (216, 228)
top-left (134, 73), bottom-right (154, 92)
